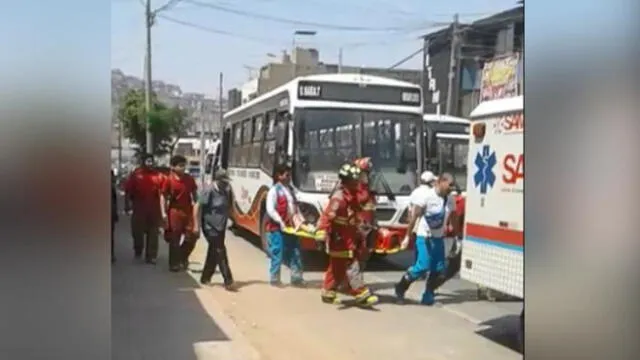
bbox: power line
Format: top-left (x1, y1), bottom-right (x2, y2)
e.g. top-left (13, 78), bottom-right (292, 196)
top-left (157, 14), bottom-right (285, 45)
top-left (182, 0), bottom-right (432, 32)
top-left (387, 48), bottom-right (422, 70)
top-left (154, 0), bottom-right (183, 13)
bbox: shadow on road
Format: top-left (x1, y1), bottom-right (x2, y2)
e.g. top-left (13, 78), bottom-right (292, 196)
top-left (112, 221), bottom-right (230, 360)
top-left (475, 314), bottom-right (522, 354)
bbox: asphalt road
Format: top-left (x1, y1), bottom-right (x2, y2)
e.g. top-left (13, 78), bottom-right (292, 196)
top-left (231, 227), bottom-right (523, 354)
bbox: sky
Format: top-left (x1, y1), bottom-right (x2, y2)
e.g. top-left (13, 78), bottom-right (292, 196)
top-left (111, 0), bottom-right (519, 98)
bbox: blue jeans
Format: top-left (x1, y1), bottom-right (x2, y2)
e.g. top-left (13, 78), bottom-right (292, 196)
top-left (407, 236), bottom-right (445, 281)
top-left (267, 230), bottom-right (303, 282)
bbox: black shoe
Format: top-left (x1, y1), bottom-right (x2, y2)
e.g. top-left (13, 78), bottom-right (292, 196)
top-left (169, 266), bottom-right (181, 272)
top-left (134, 253), bottom-right (142, 260)
top-left (394, 275), bottom-right (412, 304)
top-left (200, 278), bottom-right (212, 285)
top-left (111, 256), bottom-right (116, 263)
top-left (145, 258), bottom-right (156, 265)
top-left (224, 282), bottom-right (237, 291)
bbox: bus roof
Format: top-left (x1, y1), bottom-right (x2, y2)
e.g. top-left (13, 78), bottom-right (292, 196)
top-left (423, 114), bottom-right (470, 124)
top-left (224, 73), bottom-right (421, 119)
top-left (470, 95), bottom-right (523, 119)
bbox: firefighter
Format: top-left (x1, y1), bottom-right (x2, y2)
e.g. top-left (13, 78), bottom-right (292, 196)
top-left (395, 173), bottom-right (455, 305)
top-left (319, 163), bottom-right (378, 307)
top-left (265, 163), bottom-right (304, 286)
top-left (123, 154), bottom-right (163, 264)
top-left (161, 155), bottom-right (199, 272)
top-left (353, 157), bottom-right (376, 264)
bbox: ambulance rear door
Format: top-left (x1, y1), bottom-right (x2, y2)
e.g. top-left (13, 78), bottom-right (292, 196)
top-left (460, 96), bottom-right (523, 299)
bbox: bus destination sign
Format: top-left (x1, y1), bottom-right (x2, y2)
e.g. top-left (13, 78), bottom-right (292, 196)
top-left (297, 81), bottom-right (421, 106)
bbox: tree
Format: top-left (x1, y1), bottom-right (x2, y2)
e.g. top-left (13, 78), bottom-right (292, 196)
top-left (118, 89), bottom-right (190, 157)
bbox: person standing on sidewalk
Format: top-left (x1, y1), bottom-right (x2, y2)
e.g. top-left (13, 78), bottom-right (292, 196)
top-left (161, 155), bottom-right (199, 272)
top-left (123, 154), bottom-right (163, 264)
top-left (193, 169), bottom-right (235, 289)
top-left (264, 163), bottom-right (305, 287)
top-left (395, 173), bottom-right (455, 306)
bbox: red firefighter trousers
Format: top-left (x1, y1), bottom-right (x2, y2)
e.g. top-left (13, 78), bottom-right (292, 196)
top-left (323, 256), bottom-right (370, 298)
top-left (165, 208), bottom-right (199, 268)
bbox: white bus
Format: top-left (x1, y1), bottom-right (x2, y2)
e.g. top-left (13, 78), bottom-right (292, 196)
top-left (221, 73), bottom-right (424, 253)
top-left (423, 114), bottom-right (470, 193)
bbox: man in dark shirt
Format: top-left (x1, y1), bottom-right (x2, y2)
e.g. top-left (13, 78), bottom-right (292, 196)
top-left (111, 170), bottom-right (118, 263)
top-left (193, 169), bottom-right (234, 289)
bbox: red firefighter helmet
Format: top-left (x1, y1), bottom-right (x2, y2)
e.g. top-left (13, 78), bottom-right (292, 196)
top-left (353, 157), bottom-right (373, 172)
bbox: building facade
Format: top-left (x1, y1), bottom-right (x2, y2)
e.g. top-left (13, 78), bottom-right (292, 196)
top-left (420, 5), bottom-right (523, 118)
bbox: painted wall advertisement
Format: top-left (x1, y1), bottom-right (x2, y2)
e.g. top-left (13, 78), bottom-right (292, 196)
top-left (480, 53), bottom-right (521, 101)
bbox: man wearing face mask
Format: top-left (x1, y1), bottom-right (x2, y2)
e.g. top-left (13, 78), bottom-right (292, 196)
top-left (193, 169), bottom-right (235, 289)
top-left (394, 173), bottom-right (455, 306)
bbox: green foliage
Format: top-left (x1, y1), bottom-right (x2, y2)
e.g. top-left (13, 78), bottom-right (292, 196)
top-left (118, 89), bottom-right (190, 156)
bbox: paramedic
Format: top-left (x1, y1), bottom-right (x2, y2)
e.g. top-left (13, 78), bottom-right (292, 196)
top-left (395, 173), bottom-right (455, 305)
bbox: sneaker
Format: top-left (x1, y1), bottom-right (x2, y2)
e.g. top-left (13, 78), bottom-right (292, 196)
top-left (321, 291), bottom-right (341, 304)
top-left (200, 279), bottom-right (212, 286)
top-left (290, 279), bottom-right (306, 288)
top-left (269, 280), bottom-right (283, 287)
top-left (224, 283), bottom-right (237, 292)
top-left (420, 291), bottom-right (435, 306)
top-left (357, 294), bottom-right (379, 307)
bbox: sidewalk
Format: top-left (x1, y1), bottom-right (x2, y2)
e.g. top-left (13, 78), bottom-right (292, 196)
top-left (111, 221), bottom-right (261, 360)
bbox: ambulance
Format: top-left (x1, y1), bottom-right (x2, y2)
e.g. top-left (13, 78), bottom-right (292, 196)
top-left (460, 95), bottom-right (523, 347)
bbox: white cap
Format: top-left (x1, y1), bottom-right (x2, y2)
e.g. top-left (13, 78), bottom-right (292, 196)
top-left (420, 171), bottom-right (437, 183)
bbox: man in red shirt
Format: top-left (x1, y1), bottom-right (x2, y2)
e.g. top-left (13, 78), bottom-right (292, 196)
top-left (161, 155), bottom-right (199, 272)
top-left (123, 154), bottom-right (163, 263)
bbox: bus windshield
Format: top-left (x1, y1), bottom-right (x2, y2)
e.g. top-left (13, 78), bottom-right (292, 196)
top-left (436, 137), bottom-right (468, 192)
top-left (293, 108), bottom-right (420, 195)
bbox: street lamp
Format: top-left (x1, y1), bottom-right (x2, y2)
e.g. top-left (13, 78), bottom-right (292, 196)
top-left (291, 30), bottom-right (317, 79)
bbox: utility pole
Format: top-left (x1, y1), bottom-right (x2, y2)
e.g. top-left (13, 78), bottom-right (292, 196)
top-left (218, 72), bottom-right (224, 132)
top-left (338, 47), bottom-right (343, 73)
top-left (420, 38), bottom-right (429, 115)
top-left (445, 13), bottom-right (459, 116)
top-left (144, 0), bottom-right (154, 155)
top-left (217, 72), bottom-right (224, 172)
top-left (198, 102), bottom-right (205, 186)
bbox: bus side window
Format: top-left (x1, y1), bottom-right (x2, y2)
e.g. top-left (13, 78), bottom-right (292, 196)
top-left (275, 112), bottom-right (289, 166)
top-left (261, 110), bottom-right (277, 175)
top-left (231, 123), bottom-right (242, 167)
top-left (241, 119), bottom-right (252, 167)
top-left (249, 114), bottom-right (264, 167)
